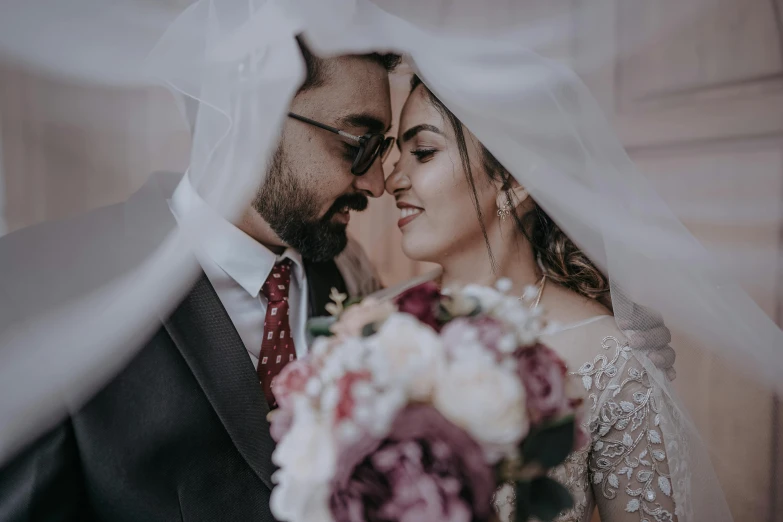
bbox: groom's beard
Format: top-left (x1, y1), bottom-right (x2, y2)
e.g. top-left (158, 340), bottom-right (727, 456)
top-left (254, 148), bottom-right (368, 262)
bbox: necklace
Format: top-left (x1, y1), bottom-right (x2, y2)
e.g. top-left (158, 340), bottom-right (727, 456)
top-left (437, 272), bottom-right (547, 308)
top-left (528, 274), bottom-right (547, 309)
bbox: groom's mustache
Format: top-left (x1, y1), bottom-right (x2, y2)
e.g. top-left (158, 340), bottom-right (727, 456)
top-left (322, 193), bottom-right (368, 221)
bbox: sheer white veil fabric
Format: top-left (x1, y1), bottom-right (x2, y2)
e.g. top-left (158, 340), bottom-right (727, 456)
top-left (0, 1), bottom-right (779, 519)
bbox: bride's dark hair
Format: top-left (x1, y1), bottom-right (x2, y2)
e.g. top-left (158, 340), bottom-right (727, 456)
top-left (410, 75), bottom-right (610, 305)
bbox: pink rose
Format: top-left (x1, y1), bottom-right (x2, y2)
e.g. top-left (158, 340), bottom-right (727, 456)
top-left (441, 317), bottom-right (507, 357)
top-left (516, 344), bottom-right (570, 424)
top-left (335, 370), bottom-right (372, 422)
top-left (393, 282), bottom-right (443, 332)
top-left (271, 359), bottom-right (313, 409)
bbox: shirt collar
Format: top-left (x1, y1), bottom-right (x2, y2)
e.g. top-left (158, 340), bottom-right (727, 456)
top-left (168, 173), bottom-right (304, 298)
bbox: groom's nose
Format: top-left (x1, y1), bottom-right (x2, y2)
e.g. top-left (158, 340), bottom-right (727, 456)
top-left (352, 158), bottom-right (385, 198)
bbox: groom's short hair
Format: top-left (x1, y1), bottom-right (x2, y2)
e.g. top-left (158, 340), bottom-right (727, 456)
top-left (295, 36), bottom-right (401, 92)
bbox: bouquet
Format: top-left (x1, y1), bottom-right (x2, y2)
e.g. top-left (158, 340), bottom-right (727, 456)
top-left (268, 280), bottom-right (587, 522)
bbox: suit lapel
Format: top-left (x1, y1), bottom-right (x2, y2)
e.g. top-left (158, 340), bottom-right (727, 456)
top-left (164, 274), bottom-right (276, 490)
top-left (161, 257), bottom-right (347, 491)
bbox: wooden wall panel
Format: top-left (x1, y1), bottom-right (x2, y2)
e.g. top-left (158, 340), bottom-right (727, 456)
top-left (0, 106), bottom-right (6, 236)
top-left (776, 391), bottom-right (783, 522)
top-left (616, 0), bottom-right (782, 107)
top-left (604, 2), bottom-right (783, 515)
top-left (631, 141), bottom-right (783, 521)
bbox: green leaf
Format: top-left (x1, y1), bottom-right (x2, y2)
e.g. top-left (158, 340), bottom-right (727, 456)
top-left (306, 316), bottom-right (336, 338)
top-left (513, 481), bottom-right (531, 522)
top-left (527, 477), bottom-right (574, 521)
top-left (521, 415), bottom-right (575, 468)
top-left (437, 295), bottom-right (482, 322)
top-left (435, 302), bottom-right (453, 323)
top-left (361, 322), bottom-right (378, 337)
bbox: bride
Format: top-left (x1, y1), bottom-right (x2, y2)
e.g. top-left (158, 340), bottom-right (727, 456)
top-left (383, 74), bottom-right (731, 522)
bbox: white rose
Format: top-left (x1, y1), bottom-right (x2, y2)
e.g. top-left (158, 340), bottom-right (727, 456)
top-left (270, 471), bottom-right (333, 522)
top-left (490, 297), bottom-right (546, 346)
top-left (459, 284), bottom-right (506, 311)
top-left (368, 313), bottom-right (445, 401)
top-left (272, 397), bottom-right (336, 481)
top-left (318, 337), bottom-right (366, 385)
top-left (434, 355), bottom-right (529, 463)
top-left (270, 398), bottom-right (336, 522)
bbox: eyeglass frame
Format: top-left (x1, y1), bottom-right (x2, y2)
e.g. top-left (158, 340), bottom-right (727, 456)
top-left (288, 112), bottom-right (395, 176)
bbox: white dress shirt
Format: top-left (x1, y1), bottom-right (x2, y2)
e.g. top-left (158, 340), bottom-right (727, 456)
top-left (168, 174), bottom-right (309, 367)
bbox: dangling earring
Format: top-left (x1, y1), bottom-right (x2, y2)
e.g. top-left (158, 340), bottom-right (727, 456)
top-left (497, 189), bottom-right (513, 221)
top-left (497, 202), bottom-right (511, 221)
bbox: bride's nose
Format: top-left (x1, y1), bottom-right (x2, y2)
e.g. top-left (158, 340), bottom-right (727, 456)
top-left (385, 162), bottom-right (410, 196)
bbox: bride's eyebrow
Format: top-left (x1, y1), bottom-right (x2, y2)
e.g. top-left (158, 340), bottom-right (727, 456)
top-left (400, 124), bottom-right (443, 144)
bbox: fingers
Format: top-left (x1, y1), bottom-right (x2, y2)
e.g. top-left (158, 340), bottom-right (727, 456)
top-left (613, 301), bottom-right (676, 381)
top-left (646, 344), bottom-right (676, 367)
top-left (616, 309), bottom-right (665, 333)
top-left (625, 325), bottom-right (672, 351)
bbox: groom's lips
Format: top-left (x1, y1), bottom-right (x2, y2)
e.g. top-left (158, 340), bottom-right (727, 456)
top-left (327, 193), bottom-right (369, 225)
top-left (397, 202), bottom-right (424, 229)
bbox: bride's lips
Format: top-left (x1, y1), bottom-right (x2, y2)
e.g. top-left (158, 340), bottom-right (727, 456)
top-left (397, 202), bottom-right (424, 229)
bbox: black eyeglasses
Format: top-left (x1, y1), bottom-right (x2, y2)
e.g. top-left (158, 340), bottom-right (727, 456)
top-left (288, 112), bottom-right (395, 176)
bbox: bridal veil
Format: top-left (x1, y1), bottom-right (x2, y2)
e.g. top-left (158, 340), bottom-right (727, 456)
top-left (0, 1), bottom-right (780, 519)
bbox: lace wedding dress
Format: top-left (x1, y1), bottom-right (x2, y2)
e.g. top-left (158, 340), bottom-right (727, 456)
top-left (494, 317), bottom-right (686, 522)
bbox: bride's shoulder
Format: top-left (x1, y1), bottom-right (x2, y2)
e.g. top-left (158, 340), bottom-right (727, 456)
top-left (538, 286), bottom-right (626, 369)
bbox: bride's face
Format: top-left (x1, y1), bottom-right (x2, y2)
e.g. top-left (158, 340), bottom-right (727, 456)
top-left (385, 84), bottom-right (497, 263)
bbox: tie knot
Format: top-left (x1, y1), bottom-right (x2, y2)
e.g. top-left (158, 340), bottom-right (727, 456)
top-left (262, 259), bottom-right (293, 303)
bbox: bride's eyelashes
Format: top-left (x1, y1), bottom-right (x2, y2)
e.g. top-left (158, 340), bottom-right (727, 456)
top-left (411, 147), bottom-right (436, 162)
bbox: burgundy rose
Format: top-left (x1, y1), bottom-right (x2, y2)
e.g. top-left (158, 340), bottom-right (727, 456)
top-left (393, 282), bottom-right (443, 331)
top-left (516, 343), bottom-right (570, 424)
top-left (330, 404), bottom-right (496, 522)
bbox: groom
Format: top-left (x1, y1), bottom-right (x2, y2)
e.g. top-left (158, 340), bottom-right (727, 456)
top-left (0, 40), bottom-right (399, 521)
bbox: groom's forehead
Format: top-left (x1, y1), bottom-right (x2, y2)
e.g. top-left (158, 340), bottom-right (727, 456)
top-left (316, 57), bottom-right (393, 131)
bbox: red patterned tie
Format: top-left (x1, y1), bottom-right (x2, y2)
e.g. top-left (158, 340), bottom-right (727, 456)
top-left (258, 259), bottom-right (297, 408)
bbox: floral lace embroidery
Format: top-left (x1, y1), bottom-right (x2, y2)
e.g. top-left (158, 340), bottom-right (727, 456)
top-left (576, 336), bottom-right (676, 522)
top-left (494, 336), bottom-right (678, 522)
top-left (549, 449), bottom-right (590, 522)
top-left (492, 448), bottom-right (591, 522)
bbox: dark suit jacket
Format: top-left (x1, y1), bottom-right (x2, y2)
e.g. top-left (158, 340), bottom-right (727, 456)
top-left (0, 173), bottom-right (355, 521)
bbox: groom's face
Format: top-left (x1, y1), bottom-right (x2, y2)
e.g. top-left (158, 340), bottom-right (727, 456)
top-left (254, 55), bottom-right (392, 262)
